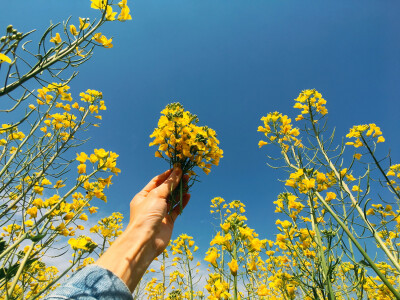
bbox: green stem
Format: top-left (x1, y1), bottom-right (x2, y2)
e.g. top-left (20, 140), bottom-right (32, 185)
top-left (232, 241), bottom-right (238, 300)
top-left (184, 241), bottom-right (194, 300)
top-left (7, 241), bottom-right (34, 297)
top-left (281, 151), bottom-right (400, 298)
top-left (162, 252), bottom-right (165, 300)
top-left (308, 192), bottom-right (335, 299)
top-left (315, 130), bottom-right (400, 273)
top-left (0, 16), bottom-right (105, 96)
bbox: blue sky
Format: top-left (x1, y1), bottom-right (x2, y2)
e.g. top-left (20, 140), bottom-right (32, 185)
top-left (1, 0), bottom-right (400, 252)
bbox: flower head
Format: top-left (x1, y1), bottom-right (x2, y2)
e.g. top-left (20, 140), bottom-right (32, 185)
top-left (150, 103), bottom-right (223, 175)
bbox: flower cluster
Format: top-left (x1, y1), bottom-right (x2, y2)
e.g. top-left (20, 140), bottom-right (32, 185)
top-left (76, 149), bottom-right (120, 176)
top-left (258, 112), bottom-right (302, 151)
top-left (386, 164), bottom-right (400, 192)
top-left (346, 123), bottom-right (385, 148)
top-left (285, 168), bottom-right (336, 194)
top-left (204, 273), bottom-right (231, 299)
top-left (0, 123), bottom-right (25, 149)
top-left (205, 198), bottom-right (273, 299)
top-left (90, 212), bottom-right (124, 246)
top-left (293, 89), bottom-right (327, 120)
top-left (49, 0), bottom-right (132, 52)
top-left (150, 103), bottom-right (223, 176)
top-left (150, 103), bottom-right (222, 211)
top-left (144, 235), bottom-right (203, 299)
top-left (91, 0), bottom-right (132, 22)
top-left (68, 235), bottom-right (97, 252)
top-left (273, 192), bottom-right (305, 220)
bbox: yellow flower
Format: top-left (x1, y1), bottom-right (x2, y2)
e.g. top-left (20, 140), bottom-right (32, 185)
top-left (257, 284), bottom-right (269, 296)
top-left (287, 285), bottom-right (296, 297)
top-left (325, 192), bottom-right (336, 202)
top-left (118, 0), bottom-right (128, 7)
top-left (354, 153), bottom-right (362, 160)
top-left (63, 212), bottom-right (74, 220)
top-left (26, 207), bottom-right (38, 218)
top-left (387, 170), bottom-right (395, 177)
top-left (285, 179), bottom-right (296, 188)
top-left (68, 236), bottom-right (96, 252)
top-left (227, 259), bottom-right (238, 276)
top-left (295, 114), bottom-right (304, 121)
top-left (221, 222), bottom-right (230, 233)
top-left (32, 198), bottom-right (44, 208)
top-left (54, 180), bottom-right (66, 189)
top-left (91, 0), bottom-right (107, 10)
top-left (50, 33), bottom-right (62, 44)
top-left (41, 178), bottom-right (52, 185)
top-left (77, 164), bottom-right (86, 174)
top-left (276, 219), bottom-right (292, 229)
top-left (79, 213), bottom-right (88, 221)
top-left (105, 5), bottom-right (117, 21)
top-left (69, 25), bottom-right (78, 36)
top-left (0, 53), bottom-right (12, 64)
top-left (94, 148), bottom-right (109, 159)
top-left (76, 47), bottom-right (86, 57)
top-left (302, 178), bottom-right (315, 190)
top-left (101, 35), bottom-right (113, 48)
top-left (33, 185), bottom-right (44, 195)
top-left (76, 152), bottom-right (88, 163)
top-left (92, 32), bottom-right (103, 43)
top-left (377, 136), bottom-right (385, 143)
top-left (366, 208), bottom-right (375, 216)
top-left (204, 249), bottom-right (218, 266)
top-left (89, 206), bottom-right (98, 214)
top-left (258, 140), bottom-right (268, 148)
top-left (79, 17), bottom-right (89, 30)
top-left (25, 220), bottom-right (34, 227)
top-left (118, 5), bottom-right (132, 21)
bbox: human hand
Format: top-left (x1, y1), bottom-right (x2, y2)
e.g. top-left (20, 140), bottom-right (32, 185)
top-left (127, 167), bottom-right (190, 258)
top-left (95, 167), bottom-right (190, 292)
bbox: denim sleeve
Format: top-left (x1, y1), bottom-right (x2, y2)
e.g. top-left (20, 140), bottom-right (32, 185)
top-left (45, 264), bottom-right (133, 300)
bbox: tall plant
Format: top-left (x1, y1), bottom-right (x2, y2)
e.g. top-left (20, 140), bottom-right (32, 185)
top-left (0, 1), bottom-right (131, 298)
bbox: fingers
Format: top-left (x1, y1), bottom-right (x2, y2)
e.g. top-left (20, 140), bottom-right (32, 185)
top-left (152, 167), bottom-right (182, 199)
top-left (169, 193), bottom-right (191, 224)
top-left (137, 169), bottom-right (173, 197)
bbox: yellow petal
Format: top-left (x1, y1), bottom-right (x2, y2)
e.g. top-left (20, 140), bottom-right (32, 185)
top-left (0, 53), bottom-right (12, 64)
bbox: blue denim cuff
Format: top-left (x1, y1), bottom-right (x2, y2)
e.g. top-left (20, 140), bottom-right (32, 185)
top-left (45, 264), bottom-right (133, 300)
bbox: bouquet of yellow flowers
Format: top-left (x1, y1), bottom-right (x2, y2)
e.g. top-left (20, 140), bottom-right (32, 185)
top-left (150, 103), bottom-right (223, 212)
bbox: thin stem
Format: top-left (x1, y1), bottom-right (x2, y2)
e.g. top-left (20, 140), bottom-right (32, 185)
top-left (7, 241), bottom-right (34, 297)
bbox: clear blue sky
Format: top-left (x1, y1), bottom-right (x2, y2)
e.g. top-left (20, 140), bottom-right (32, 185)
top-left (1, 0), bottom-right (400, 252)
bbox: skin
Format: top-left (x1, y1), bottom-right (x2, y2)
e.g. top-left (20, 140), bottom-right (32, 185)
top-left (95, 167), bottom-right (190, 292)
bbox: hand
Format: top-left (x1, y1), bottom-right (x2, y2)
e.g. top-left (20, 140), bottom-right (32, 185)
top-left (95, 167), bottom-right (190, 292)
top-left (128, 167), bottom-right (190, 258)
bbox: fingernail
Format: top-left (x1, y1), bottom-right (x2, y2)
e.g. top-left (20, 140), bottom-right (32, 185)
top-left (173, 162), bottom-right (181, 170)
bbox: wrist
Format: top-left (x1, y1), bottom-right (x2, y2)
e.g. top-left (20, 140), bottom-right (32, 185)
top-left (95, 223), bottom-right (157, 292)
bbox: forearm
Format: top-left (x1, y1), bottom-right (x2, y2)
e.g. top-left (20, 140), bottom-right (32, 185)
top-left (95, 223), bottom-right (157, 293)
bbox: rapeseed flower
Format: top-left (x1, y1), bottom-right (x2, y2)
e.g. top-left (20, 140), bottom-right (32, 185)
top-left (150, 102), bottom-right (223, 210)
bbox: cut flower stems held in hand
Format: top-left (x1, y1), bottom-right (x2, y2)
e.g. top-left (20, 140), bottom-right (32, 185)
top-left (150, 103), bottom-right (223, 214)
